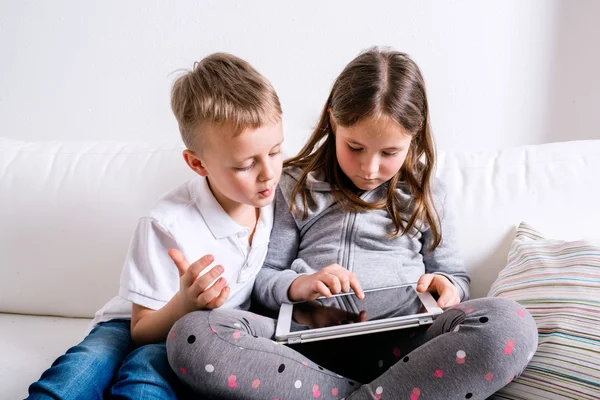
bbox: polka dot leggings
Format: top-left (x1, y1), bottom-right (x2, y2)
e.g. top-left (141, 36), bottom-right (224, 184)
top-left (166, 297), bottom-right (538, 400)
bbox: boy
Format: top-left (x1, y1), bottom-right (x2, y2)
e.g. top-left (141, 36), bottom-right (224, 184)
top-left (27, 53), bottom-right (284, 399)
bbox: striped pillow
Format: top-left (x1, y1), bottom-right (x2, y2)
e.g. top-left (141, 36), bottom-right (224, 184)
top-left (488, 222), bottom-right (600, 400)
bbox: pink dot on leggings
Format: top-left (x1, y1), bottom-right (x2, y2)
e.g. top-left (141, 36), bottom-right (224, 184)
top-left (485, 372), bottom-right (494, 381)
top-left (434, 369), bottom-right (444, 378)
top-left (312, 384), bottom-right (321, 398)
top-left (392, 347), bottom-right (402, 357)
top-left (302, 361), bottom-right (309, 366)
top-left (179, 367), bottom-right (188, 375)
top-left (505, 339), bottom-right (515, 355)
top-left (410, 387), bottom-right (421, 400)
top-left (332, 388), bottom-right (339, 396)
top-left (465, 308), bottom-right (474, 313)
top-left (252, 379), bottom-right (260, 388)
top-left (228, 375), bottom-right (238, 388)
top-left (517, 309), bottom-right (525, 317)
top-left (169, 331), bottom-right (176, 340)
top-left (233, 331), bottom-right (241, 339)
top-left (211, 328), bottom-right (217, 333)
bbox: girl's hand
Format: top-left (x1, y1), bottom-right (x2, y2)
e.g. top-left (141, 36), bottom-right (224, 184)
top-left (168, 249), bottom-right (230, 312)
top-left (288, 264), bottom-right (365, 302)
top-left (416, 274), bottom-right (460, 308)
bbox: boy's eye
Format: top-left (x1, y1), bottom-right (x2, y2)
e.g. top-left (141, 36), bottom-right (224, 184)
top-left (347, 144), bottom-right (363, 152)
top-left (235, 163), bottom-right (255, 172)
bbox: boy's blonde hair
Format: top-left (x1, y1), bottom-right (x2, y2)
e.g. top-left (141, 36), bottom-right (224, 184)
top-left (171, 53), bottom-right (282, 150)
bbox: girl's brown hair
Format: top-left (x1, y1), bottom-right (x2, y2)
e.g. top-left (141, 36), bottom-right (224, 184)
top-left (285, 47), bottom-right (441, 251)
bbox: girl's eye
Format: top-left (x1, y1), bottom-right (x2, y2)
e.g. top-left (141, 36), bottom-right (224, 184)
top-left (235, 163), bottom-right (255, 172)
top-left (348, 144), bottom-right (363, 152)
top-left (269, 150), bottom-right (281, 157)
top-left (382, 151), bottom-right (399, 157)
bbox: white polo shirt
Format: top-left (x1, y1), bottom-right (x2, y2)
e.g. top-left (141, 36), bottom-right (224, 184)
top-left (90, 175), bottom-right (274, 329)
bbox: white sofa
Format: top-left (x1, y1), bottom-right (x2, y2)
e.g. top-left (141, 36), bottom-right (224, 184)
top-left (1, 137), bottom-right (599, 400)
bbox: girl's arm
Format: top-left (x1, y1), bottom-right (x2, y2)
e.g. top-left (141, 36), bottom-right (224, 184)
top-left (253, 186), bottom-right (364, 309)
top-left (420, 183), bottom-right (471, 302)
top-left (252, 188), bottom-right (308, 310)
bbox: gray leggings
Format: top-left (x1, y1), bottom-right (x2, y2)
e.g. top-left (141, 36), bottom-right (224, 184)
top-left (166, 297), bottom-right (537, 400)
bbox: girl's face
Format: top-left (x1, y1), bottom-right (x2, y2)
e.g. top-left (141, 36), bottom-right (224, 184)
top-left (332, 115), bottom-right (413, 191)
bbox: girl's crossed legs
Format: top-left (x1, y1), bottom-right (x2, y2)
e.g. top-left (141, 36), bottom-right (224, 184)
top-left (166, 297), bottom-right (537, 400)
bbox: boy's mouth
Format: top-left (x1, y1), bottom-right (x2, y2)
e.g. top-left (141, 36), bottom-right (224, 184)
top-left (259, 187), bottom-right (273, 197)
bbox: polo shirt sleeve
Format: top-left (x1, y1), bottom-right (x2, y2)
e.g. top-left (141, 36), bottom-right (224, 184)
top-left (119, 217), bottom-right (180, 310)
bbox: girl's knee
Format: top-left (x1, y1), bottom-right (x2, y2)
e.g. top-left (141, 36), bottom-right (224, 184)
top-left (461, 297), bottom-right (538, 362)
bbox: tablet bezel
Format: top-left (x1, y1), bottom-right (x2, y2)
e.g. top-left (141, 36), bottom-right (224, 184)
top-left (275, 283), bottom-right (443, 344)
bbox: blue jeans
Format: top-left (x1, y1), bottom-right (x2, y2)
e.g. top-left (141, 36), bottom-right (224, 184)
top-left (27, 319), bottom-right (191, 400)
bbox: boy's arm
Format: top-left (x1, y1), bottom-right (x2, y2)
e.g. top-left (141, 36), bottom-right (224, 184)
top-left (130, 251), bottom-right (228, 345)
top-left (121, 218), bottom-right (228, 345)
top-left (130, 295), bottom-right (188, 345)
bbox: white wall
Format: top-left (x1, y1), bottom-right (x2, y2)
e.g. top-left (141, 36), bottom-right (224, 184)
top-left (1, 0), bottom-right (599, 153)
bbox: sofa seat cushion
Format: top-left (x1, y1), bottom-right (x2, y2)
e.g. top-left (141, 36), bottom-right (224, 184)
top-left (0, 313), bottom-right (91, 400)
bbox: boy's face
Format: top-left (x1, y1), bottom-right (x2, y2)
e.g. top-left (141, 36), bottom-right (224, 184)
top-left (186, 120), bottom-right (284, 213)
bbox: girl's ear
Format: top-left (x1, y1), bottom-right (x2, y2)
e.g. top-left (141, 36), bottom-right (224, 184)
top-left (328, 108), bottom-right (337, 134)
top-left (182, 149), bottom-right (209, 177)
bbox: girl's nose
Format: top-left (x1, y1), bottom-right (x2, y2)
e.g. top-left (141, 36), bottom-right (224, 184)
top-left (361, 156), bottom-right (379, 175)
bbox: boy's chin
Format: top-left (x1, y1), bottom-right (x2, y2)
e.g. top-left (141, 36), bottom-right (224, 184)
top-left (250, 193), bottom-right (275, 207)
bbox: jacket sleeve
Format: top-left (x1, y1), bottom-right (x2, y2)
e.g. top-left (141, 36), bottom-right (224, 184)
top-left (252, 188), bottom-right (312, 310)
top-left (420, 182), bottom-right (471, 301)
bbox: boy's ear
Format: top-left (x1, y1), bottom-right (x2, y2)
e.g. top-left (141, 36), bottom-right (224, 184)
top-left (328, 108), bottom-right (337, 134)
top-left (182, 149), bottom-right (209, 177)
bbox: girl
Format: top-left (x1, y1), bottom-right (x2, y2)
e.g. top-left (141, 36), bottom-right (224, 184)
top-left (166, 48), bottom-right (538, 400)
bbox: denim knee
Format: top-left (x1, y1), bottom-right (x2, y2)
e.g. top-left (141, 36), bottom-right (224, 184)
top-left (26, 320), bottom-right (133, 400)
top-left (110, 343), bottom-right (180, 400)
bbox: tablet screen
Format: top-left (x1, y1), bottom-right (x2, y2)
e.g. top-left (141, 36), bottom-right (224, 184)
top-left (290, 285), bottom-right (427, 333)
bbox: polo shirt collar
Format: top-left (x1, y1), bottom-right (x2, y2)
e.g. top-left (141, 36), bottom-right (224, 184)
top-left (192, 176), bottom-right (247, 239)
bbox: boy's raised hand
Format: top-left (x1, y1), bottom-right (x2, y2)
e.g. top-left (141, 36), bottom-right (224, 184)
top-left (168, 249), bottom-right (230, 312)
top-left (416, 273), bottom-right (460, 308)
top-left (288, 264), bottom-right (365, 302)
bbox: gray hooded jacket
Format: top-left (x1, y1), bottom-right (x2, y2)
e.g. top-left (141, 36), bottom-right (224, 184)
top-left (253, 167), bottom-right (470, 310)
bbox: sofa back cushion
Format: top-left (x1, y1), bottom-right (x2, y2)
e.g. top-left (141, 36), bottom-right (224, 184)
top-left (437, 140), bottom-right (600, 298)
top-left (1, 138), bottom-right (600, 317)
top-left (0, 138), bottom-right (193, 317)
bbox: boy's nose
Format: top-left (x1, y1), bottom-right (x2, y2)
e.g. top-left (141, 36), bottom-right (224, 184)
top-left (259, 162), bottom-right (275, 181)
